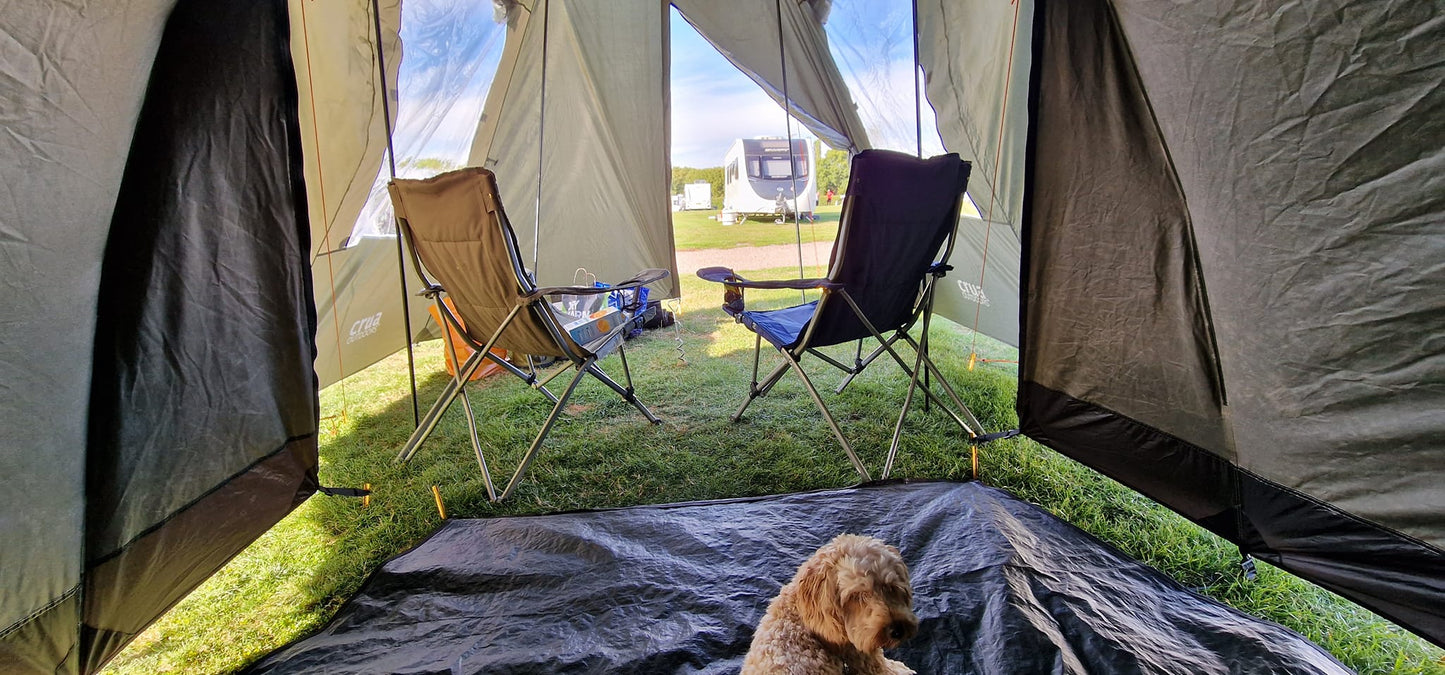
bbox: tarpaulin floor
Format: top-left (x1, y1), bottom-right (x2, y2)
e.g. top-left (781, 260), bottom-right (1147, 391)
top-left (248, 481), bottom-right (1347, 674)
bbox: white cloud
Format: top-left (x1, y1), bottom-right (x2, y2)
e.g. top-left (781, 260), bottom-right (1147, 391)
top-left (670, 72), bottom-right (806, 168)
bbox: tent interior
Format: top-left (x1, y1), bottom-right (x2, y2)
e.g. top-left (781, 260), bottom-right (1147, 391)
top-left (1, 0), bottom-right (1440, 673)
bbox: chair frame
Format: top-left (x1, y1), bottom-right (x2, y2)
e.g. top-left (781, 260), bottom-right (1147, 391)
top-left (698, 154), bottom-right (984, 481)
top-left (389, 170), bottom-right (665, 502)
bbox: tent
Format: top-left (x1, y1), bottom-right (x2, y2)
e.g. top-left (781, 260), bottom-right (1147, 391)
top-left (1, 0), bottom-right (1439, 672)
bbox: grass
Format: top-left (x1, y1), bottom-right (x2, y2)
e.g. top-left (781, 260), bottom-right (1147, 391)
top-left (672, 203), bottom-right (841, 250)
top-left (103, 268), bottom-right (1444, 674)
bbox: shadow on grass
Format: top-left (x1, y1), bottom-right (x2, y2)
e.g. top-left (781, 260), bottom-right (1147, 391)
top-left (106, 280), bottom-right (1443, 675)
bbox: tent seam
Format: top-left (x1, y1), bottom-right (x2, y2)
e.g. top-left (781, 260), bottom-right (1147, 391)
top-left (1022, 382), bottom-right (1445, 558)
top-left (86, 433), bottom-right (318, 568)
top-left (0, 586), bottom-right (79, 642)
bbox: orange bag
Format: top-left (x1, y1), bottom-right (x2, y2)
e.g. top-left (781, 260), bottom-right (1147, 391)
top-left (429, 299), bottom-right (509, 381)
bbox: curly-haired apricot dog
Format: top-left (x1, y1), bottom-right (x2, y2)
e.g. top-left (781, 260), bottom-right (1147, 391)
top-left (741, 534), bottom-right (919, 674)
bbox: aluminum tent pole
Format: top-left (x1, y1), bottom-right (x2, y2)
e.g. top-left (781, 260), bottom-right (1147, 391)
top-left (912, 0), bottom-right (924, 159)
top-left (534, 0), bottom-right (551, 276)
top-left (911, 0), bottom-right (932, 408)
top-left (774, 0), bottom-right (808, 304)
top-left (371, 0), bottom-right (420, 427)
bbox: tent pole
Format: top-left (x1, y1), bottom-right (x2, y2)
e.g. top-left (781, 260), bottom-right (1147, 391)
top-left (776, 0), bottom-right (806, 303)
top-left (911, 0), bottom-right (930, 406)
top-left (534, 0), bottom-right (551, 276)
top-left (371, 0), bottom-right (420, 427)
top-left (912, 0), bottom-right (923, 159)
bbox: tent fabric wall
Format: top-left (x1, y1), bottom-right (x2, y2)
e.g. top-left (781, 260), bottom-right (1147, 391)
top-left (2, 0), bottom-right (1441, 670)
top-left (940, 215), bottom-right (1021, 347)
top-left (291, 0), bottom-right (437, 388)
top-left (312, 239), bottom-right (432, 388)
top-left (467, 0), bottom-right (679, 296)
top-left (1, 0), bottom-right (321, 671)
top-left (673, 0), bottom-right (871, 154)
top-left (292, 0), bottom-right (399, 261)
top-left (914, 0), bottom-right (1031, 347)
top-left (0, 1), bottom-right (177, 672)
top-left (84, 0), bottom-right (321, 669)
top-left (310, 0), bottom-right (876, 385)
top-left (1018, 0), bottom-right (1444, 647)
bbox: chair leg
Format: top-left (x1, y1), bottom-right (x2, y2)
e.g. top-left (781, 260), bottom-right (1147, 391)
top-left (907, 335), bottom-right (986, 435)
top-left (395, 348), bottom-right (487, 464)
top-left (396, 305), bottom-right (523, 468)
top-left (883, 332), bottom-right (931, 479)
top-left (781, 350), bottom-right (872, 482)
top-left (835, 333), bottom-right (901, 394)
top-left (835, 290), bottom-right (986, 436)
top-left (499, 360), bottom-right (591, 501)
top-left (489, 351), bottom-right (559, 404)
top-left (584, 348), bottom-right (661, 424)
top-left (435, 304), bottom-right (498, 500)
top-left (430, 300), bottom-right (499, 502)
top-left (734, 359), bottom-right (790, 422)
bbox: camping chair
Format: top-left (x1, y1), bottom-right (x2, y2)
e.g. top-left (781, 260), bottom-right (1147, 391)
top-left (698, 149), bottom-right (985, 481)
top-left (388, 167), bottom-right (668, 502)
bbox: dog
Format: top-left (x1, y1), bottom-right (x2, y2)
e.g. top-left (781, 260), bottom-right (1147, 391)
top-left (741, 534), bottom-right (919, 674)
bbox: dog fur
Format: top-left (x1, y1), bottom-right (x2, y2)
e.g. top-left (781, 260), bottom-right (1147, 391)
top-left (741, 534), bottom-right (919, 674)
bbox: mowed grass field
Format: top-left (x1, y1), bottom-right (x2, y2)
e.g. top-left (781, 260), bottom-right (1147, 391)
top-left (103, 262), bottom-right (1445, 674)
top-left (672, 203), bottom-right (841, 250)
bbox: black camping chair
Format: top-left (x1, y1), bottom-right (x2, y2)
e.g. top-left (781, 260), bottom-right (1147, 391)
top-left (698, 150), bottom-right (985, 480)
top-left (388, 168), bottom-right (667, 501)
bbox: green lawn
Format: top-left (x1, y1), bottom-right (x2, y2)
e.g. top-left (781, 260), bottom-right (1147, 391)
top-left (672, 203), bottom-right (841, 250)
top-left (104, 268), bottom-right (1444, 674)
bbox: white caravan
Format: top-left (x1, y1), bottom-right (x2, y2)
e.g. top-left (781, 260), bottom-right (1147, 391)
top-left (683, 182), bottom-right (713, 210)
top-left (721, 138), bottom-right (816, 222)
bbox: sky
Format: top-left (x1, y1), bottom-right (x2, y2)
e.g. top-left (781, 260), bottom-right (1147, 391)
top-left (667, 8), bottom-right (810, 168)
top-left (668, 2), bottom-right (945, 167)
top-left (389, 0), bottom-right (942, 170)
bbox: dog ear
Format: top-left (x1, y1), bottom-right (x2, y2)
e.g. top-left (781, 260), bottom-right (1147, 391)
top-left (795, 558), bottom-right (849, 645)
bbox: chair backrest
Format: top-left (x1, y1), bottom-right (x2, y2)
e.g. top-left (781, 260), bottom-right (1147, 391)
top-left (804, 150), bottom-right (971, 348)
top-left (387, 168), bottom-right (572, 358)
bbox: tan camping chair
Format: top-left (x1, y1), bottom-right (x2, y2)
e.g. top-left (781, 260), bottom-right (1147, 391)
top-left (388, 167), bottom-right (668, 501)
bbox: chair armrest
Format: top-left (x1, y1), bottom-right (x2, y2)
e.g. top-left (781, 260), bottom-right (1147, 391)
top-left (522, 268), bottom-right (670, 302)
top-left (696, 266), bottom-right (837, 317)
top-left (695, 266), bottom-right (837, 290)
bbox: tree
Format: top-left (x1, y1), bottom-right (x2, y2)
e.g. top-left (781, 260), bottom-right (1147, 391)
top-left (815, 148), bottom-right (850, 197)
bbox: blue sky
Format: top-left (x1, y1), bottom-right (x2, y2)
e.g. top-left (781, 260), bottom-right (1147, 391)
top-left (668, 8), bottom-right (805, 168)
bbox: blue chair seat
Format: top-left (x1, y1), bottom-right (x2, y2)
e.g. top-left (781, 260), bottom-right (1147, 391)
top-left (739, 301), bottom-right (818, 350)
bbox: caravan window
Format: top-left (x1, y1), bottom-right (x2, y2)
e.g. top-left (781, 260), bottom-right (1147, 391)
top-left (749, 154), bottom-right (809, 180)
